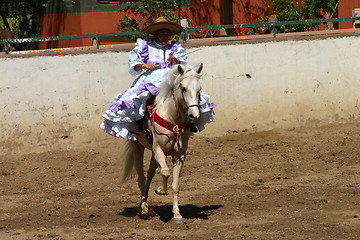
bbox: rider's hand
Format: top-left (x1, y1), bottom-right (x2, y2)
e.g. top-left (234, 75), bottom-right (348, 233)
top-left (168, 56), bottom-right (179, 67)
top-left (142, 63), bottom-right (158, 70)
top-left (135, 63), bottom-right (158, 71)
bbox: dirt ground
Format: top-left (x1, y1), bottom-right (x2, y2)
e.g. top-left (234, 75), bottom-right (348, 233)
top-left (1, 123), bottom-right (359, 240)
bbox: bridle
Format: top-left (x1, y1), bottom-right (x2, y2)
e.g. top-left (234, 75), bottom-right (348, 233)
top-left (185, 104), bottom-right (200, 110)
top-left (178, 84), bottom-right (201, 115)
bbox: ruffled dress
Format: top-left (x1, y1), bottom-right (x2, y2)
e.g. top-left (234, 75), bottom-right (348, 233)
top-left (100, 38), bottom-right (216, 140)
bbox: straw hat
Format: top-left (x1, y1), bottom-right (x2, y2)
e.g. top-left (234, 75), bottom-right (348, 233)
top-left (141, 17), bottom-right (183, 35)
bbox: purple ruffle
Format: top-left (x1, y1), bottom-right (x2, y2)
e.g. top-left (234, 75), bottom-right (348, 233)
top-left (109, 99), bottom-right (135, 112)
top-left (137, 80), bottom-right (159, 96)
top-left (114, 90), bottom-right (127, 101)
top-left (208, 102), bottom-right (217, 109)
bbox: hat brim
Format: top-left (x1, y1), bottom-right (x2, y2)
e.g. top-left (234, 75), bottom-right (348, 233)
top-left (142, 22), bottom-right (183, 35)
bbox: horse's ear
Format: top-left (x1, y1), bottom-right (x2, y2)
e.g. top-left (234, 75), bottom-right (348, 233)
top-left (177, 64), bottom-right (185, 75)
top-left (194, 63), bottom-right (203, 74)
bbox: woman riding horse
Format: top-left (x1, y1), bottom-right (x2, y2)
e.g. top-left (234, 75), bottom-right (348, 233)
top-left (100, 17), bottom-right (215, 139)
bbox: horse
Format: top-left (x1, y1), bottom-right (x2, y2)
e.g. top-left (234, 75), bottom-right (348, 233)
top-left (118, 63), bottom-right (203, 223)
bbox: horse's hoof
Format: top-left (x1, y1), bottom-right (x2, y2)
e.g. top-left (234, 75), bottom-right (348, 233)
top-left (139, 211), bottom-right (151, 219)
top-left (138, 202), bottom-right (156, 219)
top-left (155, 187), bottom-right (169, 195)
top-left (173, 217), bottom-right (184, 224)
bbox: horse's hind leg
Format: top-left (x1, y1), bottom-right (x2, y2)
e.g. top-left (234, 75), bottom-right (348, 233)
top-left (144, 154), bottom-right (158, 198)
top-left (133, 142), bottom-right (153, 219)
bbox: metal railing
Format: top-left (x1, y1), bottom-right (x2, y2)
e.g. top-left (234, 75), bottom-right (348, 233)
top-left (0, 31), bottom-right (142, 54)
top-left (183, 16), bottom-right (360, 39)
top-left (1, 16), bottom-right (360, 54)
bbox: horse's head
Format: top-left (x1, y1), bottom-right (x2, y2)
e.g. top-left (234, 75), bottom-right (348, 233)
top-left (171, 63), bottom-right (203, 123)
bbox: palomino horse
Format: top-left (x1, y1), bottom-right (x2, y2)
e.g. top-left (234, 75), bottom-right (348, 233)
top-left (118, 63), bottom-right (203, 223)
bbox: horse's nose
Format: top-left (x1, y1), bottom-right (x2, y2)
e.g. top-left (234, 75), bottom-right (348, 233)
top-left (188, 113), bottom-right (198, 123)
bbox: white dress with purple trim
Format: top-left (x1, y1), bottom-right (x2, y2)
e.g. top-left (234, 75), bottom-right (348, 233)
top-left (100, 38), bottom-right (215, 140)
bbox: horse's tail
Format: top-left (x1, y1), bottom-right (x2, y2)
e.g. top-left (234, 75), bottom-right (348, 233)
top-left (119, 139), bottom-right (140, 184)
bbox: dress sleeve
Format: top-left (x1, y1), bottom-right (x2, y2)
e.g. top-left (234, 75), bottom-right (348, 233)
top-left (128, 38), bottom-right (144, 77)
top-left (173, 41), bottom-right (188, 65)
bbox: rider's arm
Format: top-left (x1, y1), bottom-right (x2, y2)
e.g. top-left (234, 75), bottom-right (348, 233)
top-left (128, 39), bottom-right (145, 76)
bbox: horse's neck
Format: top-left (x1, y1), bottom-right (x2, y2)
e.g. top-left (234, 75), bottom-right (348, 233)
top-left (156, 93), bottom-right (186, 125)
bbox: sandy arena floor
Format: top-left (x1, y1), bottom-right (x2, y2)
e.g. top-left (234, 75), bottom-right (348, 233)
top-left (1, 123), bottom-right (359, 240)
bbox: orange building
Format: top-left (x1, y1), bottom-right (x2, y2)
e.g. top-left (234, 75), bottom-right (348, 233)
top-left (37, 0), bottom-right (360, 49)
top-left (37, 0), bottom-right (273, 48)
top-left (338, 0), bottom-right (360, 29)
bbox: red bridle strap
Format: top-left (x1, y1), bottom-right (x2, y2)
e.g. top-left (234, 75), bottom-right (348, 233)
top-left (150, 112), bottom-right (189, 135)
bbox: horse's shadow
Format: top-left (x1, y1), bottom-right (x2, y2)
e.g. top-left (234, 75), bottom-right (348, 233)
top-left (119, 204), bottom-right (223, 222)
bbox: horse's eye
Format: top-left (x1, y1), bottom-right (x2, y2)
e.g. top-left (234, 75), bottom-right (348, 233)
top-left (181, 87), bottom-right (186, 92)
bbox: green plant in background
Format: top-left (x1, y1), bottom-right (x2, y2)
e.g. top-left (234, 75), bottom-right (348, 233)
top-left (0, 0), bottom-right (42, 38)
top-left (301, 0), bottom-right (340, 30)
top-left (257, 0), bottom-right (340, 33)
top-left (118, 0), bottom-right (183, 42)
top-left (301, 0), bottom-right (339, 19)
top-left (0, 0), bottom-right (45, 50)
top-left (268, 0), bottom-right (307, 33)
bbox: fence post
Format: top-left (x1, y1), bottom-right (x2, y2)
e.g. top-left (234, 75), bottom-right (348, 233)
top-left (92, 34), bottom-right (100, 49)
top-left (4, 41), bottom-right (10, 54)
top-left (270, 15), bottom-right (277, 38)
top-left (182, 31), bottom-right (188, 43)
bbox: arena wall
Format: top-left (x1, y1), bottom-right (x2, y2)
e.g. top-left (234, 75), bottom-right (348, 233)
top-left (1, 31), bottom-right (360, 155)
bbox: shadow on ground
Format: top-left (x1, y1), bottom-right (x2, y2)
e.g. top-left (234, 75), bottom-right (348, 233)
top-left (119, 204), bottom-right (223, 222)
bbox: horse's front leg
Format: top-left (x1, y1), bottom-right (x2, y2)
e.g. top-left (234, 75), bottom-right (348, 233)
top-left (153, 144), bottom-right (170, 195)
top-left (172, 154), bottom-right (185, 223)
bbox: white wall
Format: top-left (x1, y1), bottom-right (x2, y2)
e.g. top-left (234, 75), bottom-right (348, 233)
top-left (197, 37), bottom-right (360, 133)
top-left (1, 35), bottom-right (360, 154)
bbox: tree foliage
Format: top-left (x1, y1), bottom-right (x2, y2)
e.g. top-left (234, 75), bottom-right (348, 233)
top-left (259, 0), bottom-right (340, 33)
top-left (0, 0), bottom-right (43, 39)
top-left (118, 0), bottom-right (183, 41)
top-left (301, 0), bottom-right (339, 19)
top-left (268, 0), bottom-right (306, 32)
